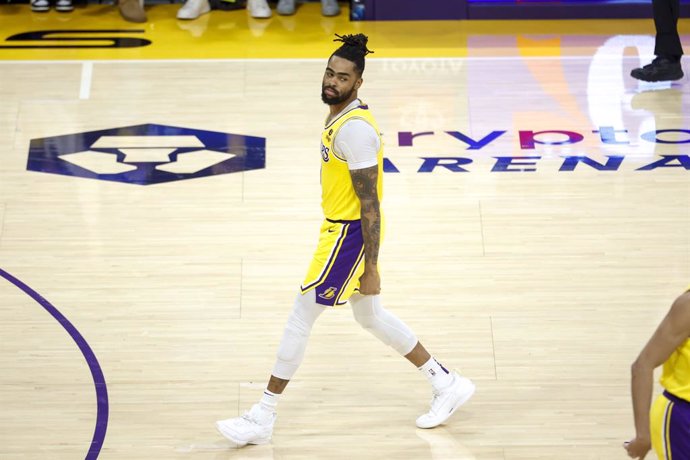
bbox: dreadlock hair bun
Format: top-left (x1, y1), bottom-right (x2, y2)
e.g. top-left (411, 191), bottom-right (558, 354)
top-left (332, 33), bottom-right (374, 76)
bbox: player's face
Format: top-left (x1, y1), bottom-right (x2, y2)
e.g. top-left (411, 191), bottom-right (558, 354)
top-left (321, 56), bottom-right (362, 105)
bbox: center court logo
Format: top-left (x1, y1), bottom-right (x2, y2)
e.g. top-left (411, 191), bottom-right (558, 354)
top-left (27, 124), bottom-right (266, 185)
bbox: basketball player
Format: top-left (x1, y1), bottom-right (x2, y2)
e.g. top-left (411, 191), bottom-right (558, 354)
top-left (625, 287), bottom-right (690, 459)
top-left (215, 33), bottom-right (475, 447)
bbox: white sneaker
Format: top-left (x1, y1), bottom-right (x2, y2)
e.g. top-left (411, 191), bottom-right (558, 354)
top-left (55, 0), bottom-right (74, 12)
top-left (247, 0), bottom-right (271, 18)
top-left (276, 0), bottom-right (295, 15)
top-left (321, 0), bottom-right (339, 16)
top-left (216, 403), bottom-right (276, 447)
top-left (177, 0), bottom-right (210, 19)
top-left (31, 0), bottom-right (50, 12)
top-left (416, 372), bottom-right (475, 429)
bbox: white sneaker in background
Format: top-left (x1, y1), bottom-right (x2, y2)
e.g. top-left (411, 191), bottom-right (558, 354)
top-left (247, 0), bottom-right (272, 18)
top-left (55, 0), bottom-right (74, 12)
top-left (321, 0), bottom-right (339, 16)
top-left (277, 0), bottom-right (295, 15)
top-left (177, 0), bottom-right (211, 20)
top-left (416, 372), bottom-right (475, 429)
top-left (216, 403), bottom-right (276, 447)
top-left (31, 0), bottom-right (50, 12)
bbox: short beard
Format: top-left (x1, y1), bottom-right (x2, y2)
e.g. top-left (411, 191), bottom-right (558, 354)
top-left (321, 85), bottom-right (355, 105)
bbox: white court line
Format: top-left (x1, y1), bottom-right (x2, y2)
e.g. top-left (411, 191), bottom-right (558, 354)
top-left (0, 55), bottom-right (654, 65)
top-left (79, 61), bottom-right (93, 100)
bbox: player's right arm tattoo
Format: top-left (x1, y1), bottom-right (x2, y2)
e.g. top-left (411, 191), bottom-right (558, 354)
top-left (350, 165), bottom-right (380, 266)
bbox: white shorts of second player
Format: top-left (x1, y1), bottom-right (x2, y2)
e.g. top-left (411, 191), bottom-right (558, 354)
top-left (272, 291), bottom-right (418, 380)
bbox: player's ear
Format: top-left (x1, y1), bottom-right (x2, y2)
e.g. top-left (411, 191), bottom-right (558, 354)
top-left (355, 78), bottom-right (363, 90)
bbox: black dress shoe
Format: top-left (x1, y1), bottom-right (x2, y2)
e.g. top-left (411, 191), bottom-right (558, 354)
top-left (631, 57), bottom-right (684, 82)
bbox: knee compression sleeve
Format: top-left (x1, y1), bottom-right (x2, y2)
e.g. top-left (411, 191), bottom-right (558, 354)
top-left (350, 294), bottom-right (418, 356)
top-left (272, 290), bottom-right (325, 380)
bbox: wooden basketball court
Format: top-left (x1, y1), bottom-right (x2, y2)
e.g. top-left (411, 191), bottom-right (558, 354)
top-left (0, 4), bottom-right (688, 459)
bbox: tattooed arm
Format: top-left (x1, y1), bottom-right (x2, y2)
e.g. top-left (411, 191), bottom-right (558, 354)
top-left (350, 165), bottom-right (381, 295)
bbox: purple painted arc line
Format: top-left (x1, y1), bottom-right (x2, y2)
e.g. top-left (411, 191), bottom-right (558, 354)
top-left (0, 268), bottom-right (108, 460)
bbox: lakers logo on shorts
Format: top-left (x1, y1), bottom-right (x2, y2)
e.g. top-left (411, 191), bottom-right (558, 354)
top-left (318, 287), bottom-right (338, 300)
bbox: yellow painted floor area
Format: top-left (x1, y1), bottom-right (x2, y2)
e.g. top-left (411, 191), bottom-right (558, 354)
top-left (0, 2), bottom-right (689, 60)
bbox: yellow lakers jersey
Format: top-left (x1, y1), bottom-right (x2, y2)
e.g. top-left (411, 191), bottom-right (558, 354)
top-left (320, 101), bottom-right (384, 221)
top-left (660, 285), bottom-right (690, 401)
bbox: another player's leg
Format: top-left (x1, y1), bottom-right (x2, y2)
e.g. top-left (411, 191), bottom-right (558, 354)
top-left (349, 293), bottom-right (474, 428)
top-left (216, 291), bottom-right (325, 446)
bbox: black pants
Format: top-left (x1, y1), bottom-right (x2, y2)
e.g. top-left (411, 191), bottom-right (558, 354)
top-left (653, 0), bottom-right (684, 57)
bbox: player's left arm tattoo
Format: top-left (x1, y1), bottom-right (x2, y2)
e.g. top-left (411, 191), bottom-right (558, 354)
top-left (350, 165), bottom-right (380, 266)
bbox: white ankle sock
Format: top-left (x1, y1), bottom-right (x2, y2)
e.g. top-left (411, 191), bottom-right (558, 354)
top-left (419, 357), bottom-right (453, 390)
top-left (260, 389), bottom-right (279, 414)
